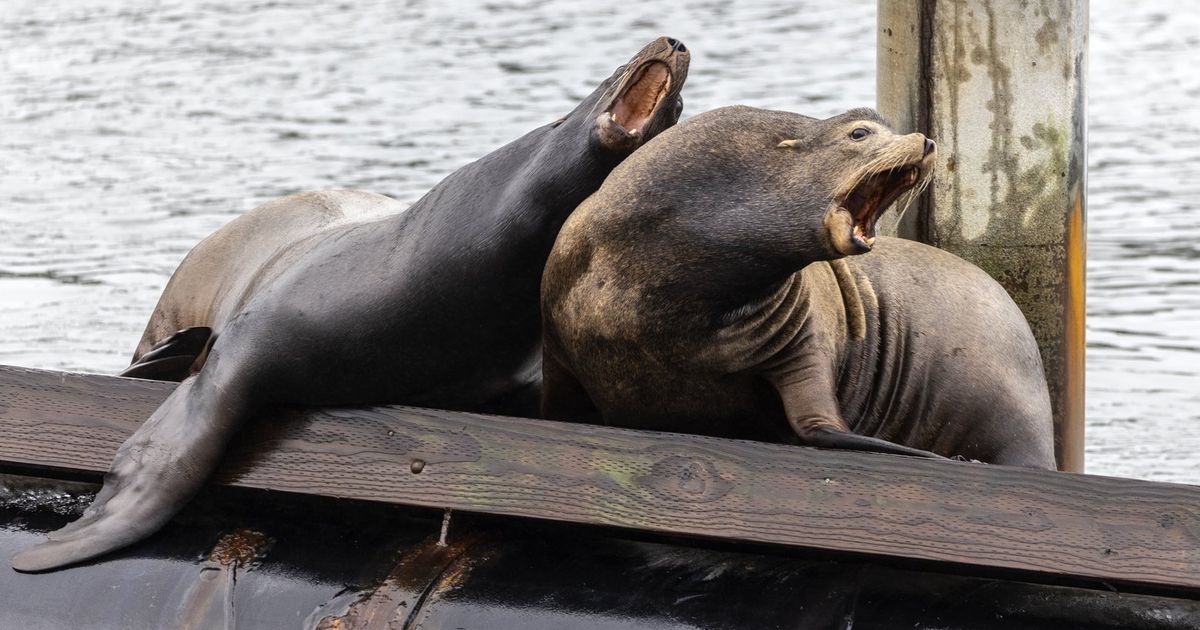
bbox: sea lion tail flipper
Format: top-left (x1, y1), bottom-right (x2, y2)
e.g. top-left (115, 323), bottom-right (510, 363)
top-left (119, 326), bottom-right (213, 381)
top-left (12, 376), bottom-right (238, 572)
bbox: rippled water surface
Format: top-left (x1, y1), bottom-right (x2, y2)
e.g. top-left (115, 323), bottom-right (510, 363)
top-left (1, 1), bottom-right (1196, 482)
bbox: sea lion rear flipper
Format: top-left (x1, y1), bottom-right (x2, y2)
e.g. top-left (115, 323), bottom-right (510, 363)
top-left (118, 355), bottom-right (198, 381)
top-left (119, 326), bottom-right (213, 381)
top-left (12, 375), bottom-right (239, 572)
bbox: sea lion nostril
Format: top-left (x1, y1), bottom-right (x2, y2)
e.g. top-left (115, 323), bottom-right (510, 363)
top-left (668, 38), bottom-right (687, 53)
top-left (924, 138), bottom-right (936, 156)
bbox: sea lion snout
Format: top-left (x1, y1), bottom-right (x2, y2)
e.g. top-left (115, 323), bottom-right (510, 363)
top-left (823, 126), bottom-right (937, 256)
top-left (592, 36), bottom-right (690, 153)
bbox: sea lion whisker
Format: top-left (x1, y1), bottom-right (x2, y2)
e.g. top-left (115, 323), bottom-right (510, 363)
top-left (834, 164), bottom-right (874, 202)
top-left (878, 145), bottom-right (909, 174)
top-left (893, 188), bottom-right (919, 227)
top-left (893, 170), bottom-right (934, 225)
top-left (835, 153), bottom-right (894, 209)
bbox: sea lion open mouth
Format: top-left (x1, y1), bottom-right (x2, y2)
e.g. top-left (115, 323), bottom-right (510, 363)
top-left (607, 61), bottom-right (672, 138)
top-left (840, 164), bottom-right (922, 251)
top-left (592, 37), bottom-right (688, 153)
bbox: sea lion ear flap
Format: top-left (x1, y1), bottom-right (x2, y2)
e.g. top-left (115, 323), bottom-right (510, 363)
top-left (777, 139), bottom-right (799, 149)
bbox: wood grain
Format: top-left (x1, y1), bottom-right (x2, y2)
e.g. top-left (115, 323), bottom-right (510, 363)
top-left (0, 364), bottom-right (1197, 591)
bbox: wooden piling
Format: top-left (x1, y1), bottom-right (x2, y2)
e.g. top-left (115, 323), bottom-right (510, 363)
top-left (876, 0), bottom-right (1088, 472)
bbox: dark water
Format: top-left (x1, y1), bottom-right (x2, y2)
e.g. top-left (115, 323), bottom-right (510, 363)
top-left (0, 1), bottom-right (1196, 482)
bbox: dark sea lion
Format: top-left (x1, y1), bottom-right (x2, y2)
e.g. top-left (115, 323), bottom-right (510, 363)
top-left (13, 37), bottom-right (690, 572)
top-left (541, 105), bottom-right (1056, 469)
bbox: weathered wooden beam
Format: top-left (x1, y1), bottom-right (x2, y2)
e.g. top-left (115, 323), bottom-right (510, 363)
top-left (876, 0), bottom-right (1088, 472)
top-left (0, 365), bottom-right (1196, 593)
top-left (4, 472), bottom-right (1198, 629)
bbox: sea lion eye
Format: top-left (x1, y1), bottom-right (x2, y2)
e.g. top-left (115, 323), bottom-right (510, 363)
top-left (849, 127), bottom-right (872, 141)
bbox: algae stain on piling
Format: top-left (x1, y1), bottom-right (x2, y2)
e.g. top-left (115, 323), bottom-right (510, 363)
top-left (881, 0), bottom-right (1087, 470)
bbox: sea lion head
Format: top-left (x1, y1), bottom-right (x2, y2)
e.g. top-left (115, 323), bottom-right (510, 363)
top-left (555, 36), bottom-right (690, 156)
top-left (776, 108), bottom-right (936, 257)
top-left (557, 106), bottom-right (933, 291)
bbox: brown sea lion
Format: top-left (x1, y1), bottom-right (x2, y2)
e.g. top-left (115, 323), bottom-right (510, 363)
top-left (13, 37), bottom-right (690, 572)
top-left (540, 105), bottom-right (1056, 469)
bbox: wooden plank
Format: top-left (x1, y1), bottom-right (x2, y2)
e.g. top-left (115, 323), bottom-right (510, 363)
top-left (0, 364), bottom-right (1197, 592)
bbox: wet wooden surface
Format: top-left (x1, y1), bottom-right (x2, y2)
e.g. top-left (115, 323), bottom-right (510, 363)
top-left (0, 364), bottom-right (1197, 592)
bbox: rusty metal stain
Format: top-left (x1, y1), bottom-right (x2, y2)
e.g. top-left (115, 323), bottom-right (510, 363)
top-left (1062, 184), bottom-right (1086, 472)
top-left (209, 528), bottom-right (273, 568)
top-left (175, 528), bottom-right (274, 629)
top-left (312, 531), bottom-right (482, 630)
top-left (406, 542), bottom-right (494, 630)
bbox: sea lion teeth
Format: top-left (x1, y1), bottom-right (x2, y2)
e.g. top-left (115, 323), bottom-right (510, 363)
top-left (852, 222), bottom-right (872, 250)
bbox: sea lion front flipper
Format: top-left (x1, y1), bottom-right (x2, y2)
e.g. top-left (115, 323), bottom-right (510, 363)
top-left (12, 374), bottom-right (241, 572)
top-left (117, 355), bottom-right (198, 381)
top-left (769, 362), bottom-right (947, 460)
top-left (119, 326), bottom-right (213, 381)
top-left (792, 424), bottom-right (948, 460)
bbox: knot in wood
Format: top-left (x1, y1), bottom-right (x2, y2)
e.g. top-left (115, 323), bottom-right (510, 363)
top-left (638, 455), bottom-right (733, 503)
